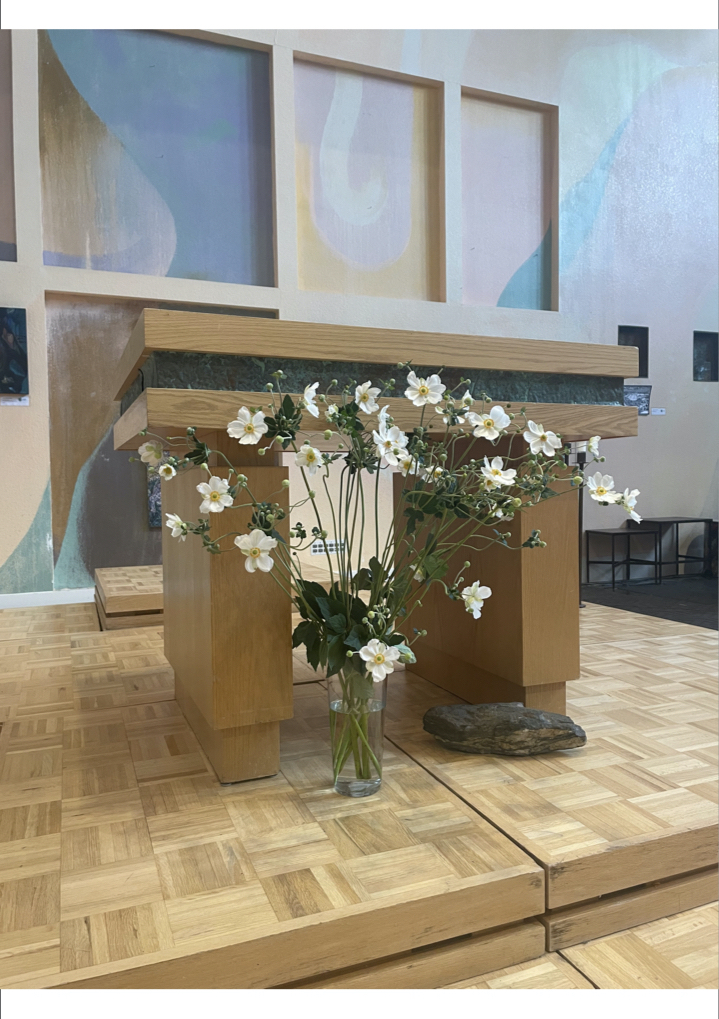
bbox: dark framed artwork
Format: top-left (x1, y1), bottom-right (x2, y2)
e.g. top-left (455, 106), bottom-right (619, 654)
top-left (623, 384), bottom-right (651, 415)
top-left (147, 468), bottom-right (162, 528)
top-left (0, 307), bottom-right (28, 395)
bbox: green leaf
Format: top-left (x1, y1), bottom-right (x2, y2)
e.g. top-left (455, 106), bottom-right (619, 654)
top-left (353, 568), bottom-right (372, 591)
top-left (292, 619), bottom-right (316, 649)
top-left (326, 613), bottom-right (348, 635)
top-left (326, 635), bottom-right (347, 677)
top-left (345, 624), bottom-right (369, 651)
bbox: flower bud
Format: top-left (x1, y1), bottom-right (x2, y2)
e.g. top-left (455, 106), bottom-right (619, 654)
top-left (237, 474), bottom-right (248, 486)
top-left (368, 611), bottom-right (375, 619)
top-left (281, 479), bottom-right (290, 488)
top-left (324, 430), bottom-right (332, 440)
top-left (463, 561), bottom-right (471, 569)
top-left (258, 447), bottom-right (266, 456)
top-left (308, 491), bottom-right (316, 498)
top-left (346, 649), bottom-right (354, 658)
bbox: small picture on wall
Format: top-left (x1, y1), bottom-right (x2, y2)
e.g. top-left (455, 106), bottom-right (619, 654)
top-left (147, 469), bottom-right (162, 528)
top-left (623, 384), bottom-right (652, 415)
top-left (0, 307), bottom-right (28, 395)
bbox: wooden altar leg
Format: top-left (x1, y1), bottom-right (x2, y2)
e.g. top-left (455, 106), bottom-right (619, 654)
top-left (163, 439), bottom-right (292, 782)
top-left (397, 475), bottom-right (579, 714)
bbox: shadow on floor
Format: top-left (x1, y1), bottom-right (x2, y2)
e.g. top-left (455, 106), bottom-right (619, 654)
top-left (581, 576), bottom-right (718, 630)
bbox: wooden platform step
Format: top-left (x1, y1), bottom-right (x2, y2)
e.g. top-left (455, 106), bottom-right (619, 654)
top-left (287, 919), bottom-right (545, 989)
top-left (0, 638), bottom-right (544, 989)
top-left (386, 623), bottom-right (718, 910)
top-left (94, 566), bottom-right (163, 631)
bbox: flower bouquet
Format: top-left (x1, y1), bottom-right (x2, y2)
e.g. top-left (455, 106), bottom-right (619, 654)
top-left (138, 366), bottom-right (639, 797)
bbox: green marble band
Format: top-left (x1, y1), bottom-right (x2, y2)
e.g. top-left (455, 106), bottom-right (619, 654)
top-left (120, 351), bottom-right (624, 415)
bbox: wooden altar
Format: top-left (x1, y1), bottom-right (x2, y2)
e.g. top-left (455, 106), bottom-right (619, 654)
top-left (113, 309), bottom-right (638, 782)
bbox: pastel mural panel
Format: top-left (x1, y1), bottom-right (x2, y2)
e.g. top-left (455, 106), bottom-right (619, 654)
top-left (295, 61), bottom-right (440, 300)
top-left (0, 29), bottom-right (16, 262)
top-left (46, 298), bottom-right (163, 589)
top-left (39, 30), bottom-right (273, 285)
top-left (462, 94), bottom-right (553, 309)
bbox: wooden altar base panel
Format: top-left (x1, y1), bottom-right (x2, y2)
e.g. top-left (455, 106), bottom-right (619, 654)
top-left (0, 624), bottom-right (544, 990)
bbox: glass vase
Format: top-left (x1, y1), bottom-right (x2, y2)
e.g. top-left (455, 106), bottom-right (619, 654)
top-left (327, 664), bottom-right (386, 798)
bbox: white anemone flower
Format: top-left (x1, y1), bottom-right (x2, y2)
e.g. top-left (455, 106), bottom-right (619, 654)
top-left (138, 440), bottom-right (163, 467)
top-left (373, 424), bottom-right (408, 466)
top-left (481, 456), bottom-right (517, 487)
top-left (295, 443), bottom-right (323, 475)
top-left (158, 463), bottom-right (176, 480)
top-left (587, 472), bottom-right (621, 504)
top-left (588, 435), bottom-right (600, 457)
top-left (409, 562), bottom-right (425, 582)
top-left (378, 404), bottom-right (392, 426)
top-left (397, 455), bottom-right (419, 477)
top-left (234, 528), bottom-right (278, 573)
top-left (461, 581), bottom-right (492, 619)
top-left (359, 639), bottom-right (401, 682)
top-left (523, 421), bottom-right (563, 456)
top-left (405, 370), bottom-right (444, 407)
top-left (619, 487), bottom-right (641, 522)
top-left (302, 383), bottom-right (320, 418)
top-left (325, 403), bottom-right (340, 423)
top-left (468, 405), bottom-right (511, 441)
top-left (197, 475), bottom-right (233, 513)
top-left (355, 381), bottom-right (381, 414)
top-left (424, 465), bottom-right (444, 483)
top-left (227, 407), bottom-right (268, 445)
top-left (165, 513), bottom-right (186, 541)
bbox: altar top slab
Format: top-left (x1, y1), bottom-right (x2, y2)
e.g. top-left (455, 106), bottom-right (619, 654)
top-left (114, 309), bottom-right (639, 401)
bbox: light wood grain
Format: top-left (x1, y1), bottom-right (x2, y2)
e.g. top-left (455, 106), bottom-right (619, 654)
top-left (114, 309), bottom-right (639, 400)
top-left (562, 903), bottom-right (718, 989)
top-left (288, 919), bottom-right (545, 988)
top-left (397, 461), bottom-right (579, 712)
top-left (444, 951), bottom-right (594, 989)
top-left (0, 621), bottom-right (545, 989)
top-left (161, 453), bottom-right (293, 782)
top-left (114, 387), bottom-right (638, 451)
top-left (94, 594), bottom-right (163, 632)
top-left (384, 613), bottom-right (718, 909)
top-left (95, 566), bottom-right (163, 615)
top-left (543, 867), bottom-right (719, 950)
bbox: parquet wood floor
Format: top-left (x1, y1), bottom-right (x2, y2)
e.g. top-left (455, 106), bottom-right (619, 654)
top-left (1, 599), bottom-right (716, 989)
top-left (0, 614), bottom-right (542, 989)
top-left (386, 605), bottom-right (718, 909)
top-left (561, 903), bottom-right (718, 989)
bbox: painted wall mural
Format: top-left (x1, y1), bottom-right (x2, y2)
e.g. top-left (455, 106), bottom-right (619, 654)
top-left (0, 29), bottom-right (16, 262)
top-left (0, 29), bottom-right (716, 595)
top-left (462, 95), bottom-right (553, 310)
top-left (295, 61), bottom-right (441, 300)
top-left (39, 30), bottom-right (274, 285)
top-left (46, 298), bottom-right (163, 589)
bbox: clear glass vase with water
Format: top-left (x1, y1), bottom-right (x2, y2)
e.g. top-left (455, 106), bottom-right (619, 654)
top-left (328, 663), bottom-right (387, 798)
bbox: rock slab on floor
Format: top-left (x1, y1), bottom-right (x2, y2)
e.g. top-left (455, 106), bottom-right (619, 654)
top-left (422, 702), bottom-right (586, 756)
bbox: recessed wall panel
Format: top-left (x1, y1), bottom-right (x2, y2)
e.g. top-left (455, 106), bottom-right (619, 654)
top-left (40, 30), bottom-right (274, 285)
top-left (462, 94), bottom-right (553, 310)
top-left (295, 61), bottom-right (440, 300)
top-left (0, 30), bottom-right (16, 262)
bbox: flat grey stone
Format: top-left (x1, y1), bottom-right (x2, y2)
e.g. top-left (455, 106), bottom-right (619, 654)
top-left (422, 702), bottom-right (586, 756)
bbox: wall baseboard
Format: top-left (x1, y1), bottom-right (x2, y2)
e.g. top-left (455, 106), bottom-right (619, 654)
top-left (0, 588), bottom-right (95, 609)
